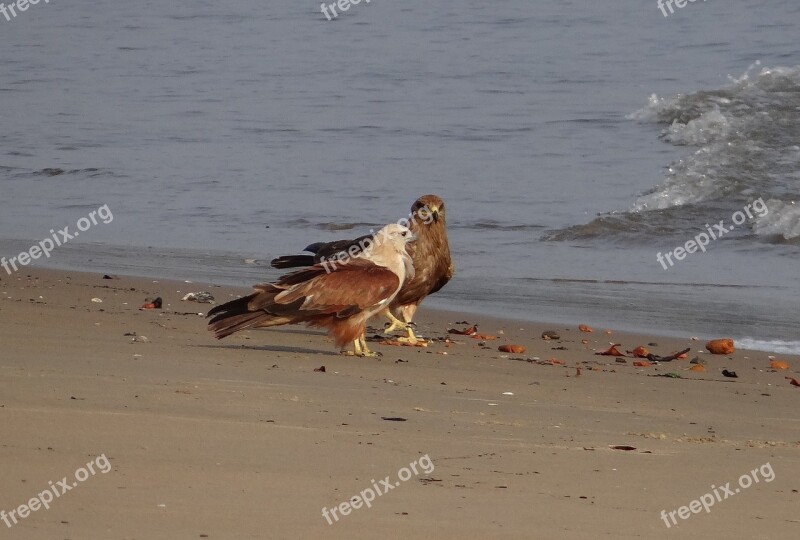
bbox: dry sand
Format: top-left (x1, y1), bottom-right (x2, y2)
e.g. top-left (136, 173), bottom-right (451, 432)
top-left (0, 268), bottom-right (798, 539)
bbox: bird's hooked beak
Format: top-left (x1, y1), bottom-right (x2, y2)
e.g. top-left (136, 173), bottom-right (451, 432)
top-left (421, 205), bottom-right (440, 224)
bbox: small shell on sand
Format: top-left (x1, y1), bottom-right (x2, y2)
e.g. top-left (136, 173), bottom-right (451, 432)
top-left (706, 339), bottom-right (734, 355)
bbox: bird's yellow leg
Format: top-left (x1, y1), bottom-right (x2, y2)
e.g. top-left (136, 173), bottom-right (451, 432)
top-left (358, 335), bottom-right (379, 357)
top-left (394, 304), bottom-right (422, 344)
top-left (342, 338), bottom-right (362, 356)
top-left (395, 325), bottom-right (419, 344)
top-left (383, 309), bottom-right (408, 334)
top-left (343, 335), bottom-right (379, 357)
top-left (400, 325), bottom-right (419, 343)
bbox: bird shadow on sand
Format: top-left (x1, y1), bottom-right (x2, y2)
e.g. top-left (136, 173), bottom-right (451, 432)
top-left (194, 343), bottom-right (340, 356)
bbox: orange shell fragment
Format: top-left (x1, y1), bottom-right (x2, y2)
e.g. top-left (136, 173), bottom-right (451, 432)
top-left (706, 339), bottom-right (734, 355)
top-left (631, 346), bottom-right (650, 358)
top-left (595, 344), bottom-right (624, 356)
top-left (579, 324), bottom-right (594, 333)
top-left (499, 344), bottom-right (526, 354)
top-left (770, 360), bottom-right (790, 370)
top-left (689, 364), bottom-right (706, 372)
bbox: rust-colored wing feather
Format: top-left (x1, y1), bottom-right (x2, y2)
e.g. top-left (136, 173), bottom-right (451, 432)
top-left (208, 259), bottom-right (399, 346)
top-left (259, 260), bottom-right (399, 315)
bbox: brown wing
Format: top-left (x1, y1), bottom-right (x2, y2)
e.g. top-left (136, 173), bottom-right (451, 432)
top-left (208, 260), bottom-right (399, 343)
top-left (250, 259), bottom-right (400, 318)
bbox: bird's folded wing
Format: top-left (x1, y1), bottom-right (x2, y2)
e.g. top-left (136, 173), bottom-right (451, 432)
top-left (249, 260), bottom-right (400, 317)
top-left (304, 233), bottom-right (375, 258)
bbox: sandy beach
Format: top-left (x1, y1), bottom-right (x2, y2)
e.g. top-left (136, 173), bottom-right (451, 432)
top-left (0, 268), bottom-right (797, 539)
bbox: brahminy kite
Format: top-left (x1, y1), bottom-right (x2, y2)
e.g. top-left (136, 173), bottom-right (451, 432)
top-left (271, 194), bottom-right (453, 343)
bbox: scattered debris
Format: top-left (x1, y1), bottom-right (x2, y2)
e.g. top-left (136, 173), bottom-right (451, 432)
top-left (609, 445), bottom-right (637, 451)
top-left (419, 478), bottom-right (442, 485)
top-left (182, 292), bottom-right (215, 304)
top-left (579, 324), bottom-right (594, 333)
top-left (140, 297), bottom-right (162, 309)
top-left (689, 364), bottom-right (706, 373)
top-left (770, 360), bottom-right (790, 370)
top-left (786, 377), bottom-right (800, 387)
top-left (381, 417), bottom-right (407, 422)
top-left (102, 274), bottom-right (118, 280)
top-left (91, 297), bottom-right (103, 303)
top-left (314, 366), bottom-right (326, 373)
top-left (633, 360), bottom-right (652, 367)
top-left (630, 346), bottom-right (649, 358)
top-left (721, 370), bottom-right (738, 378)
top-left (498, 344), bottom-right (525, 354)
top-left (381, 339), bottom-right (428, 348)
top-left (541, 330), bottom-right (560, 340)
top-left (448, 325), bottom-right (478, 336)
top-left (643, 348), bottom-right (691, 363)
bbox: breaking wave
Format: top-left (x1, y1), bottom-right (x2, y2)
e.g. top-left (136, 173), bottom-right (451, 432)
top-left (546, 63), bottom-right (800, 244)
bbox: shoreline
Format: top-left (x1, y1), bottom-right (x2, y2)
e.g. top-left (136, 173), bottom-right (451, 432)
top-left (0, 237), bottom-right (797, 355)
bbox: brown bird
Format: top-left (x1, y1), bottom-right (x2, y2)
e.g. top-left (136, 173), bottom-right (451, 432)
top-left (271, 194), bottom-right (454, 343)
top-left (208, 224), bottom-right (415, 357)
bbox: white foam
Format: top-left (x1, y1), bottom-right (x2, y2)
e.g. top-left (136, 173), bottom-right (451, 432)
top-left (753, 199), bottom-right (800, 240)
top-left (736, 338), bottom-right (800, 356)
top-left (663, 108), bottom-right (731, 146)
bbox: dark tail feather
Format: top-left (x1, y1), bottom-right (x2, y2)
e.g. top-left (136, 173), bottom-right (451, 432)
top-left (207, 294), bottom-right (269, 339)
top-left (270, 255), bottom-right (316, 269)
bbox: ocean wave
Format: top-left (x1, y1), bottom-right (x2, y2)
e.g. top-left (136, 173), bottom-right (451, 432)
top-left (629, 62), bottom-right (800, 212)
top-left (547, 63), bottom-right (800, 244)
